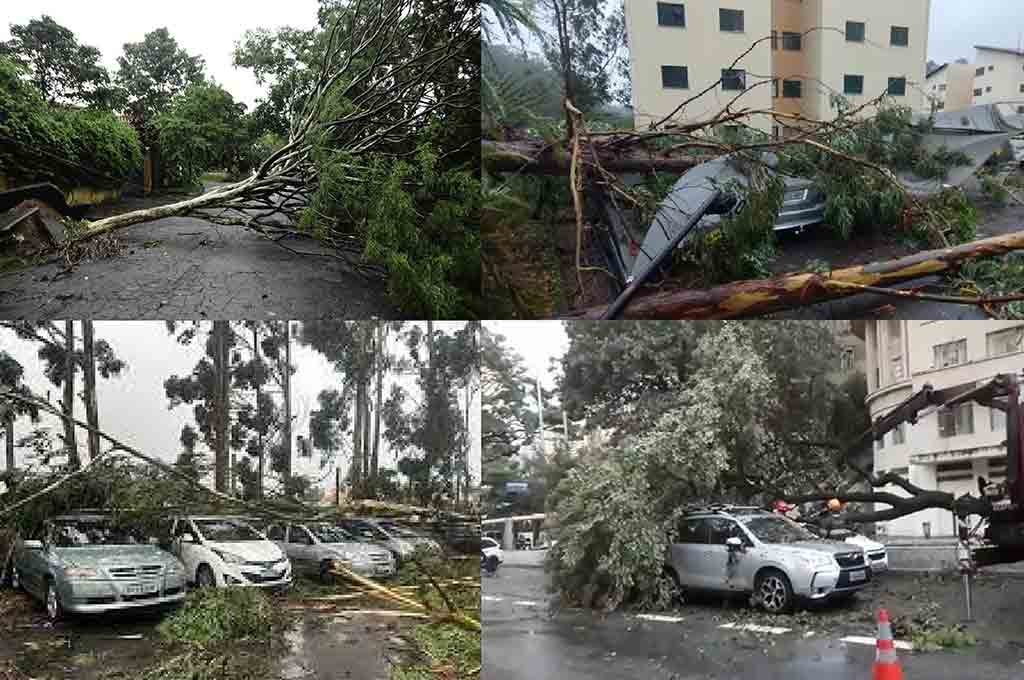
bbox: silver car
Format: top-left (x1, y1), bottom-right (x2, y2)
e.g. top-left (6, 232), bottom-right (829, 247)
top-left (337, 517), bottom-right (416, 563)
top-left (265, 522), bottom-right (395, 582)
top-left (376, 520), bottom-right (443, 553)
top-left (666, 508), bottom-right (871, 613)
top-left (11, 513), bottom-right (187, 621)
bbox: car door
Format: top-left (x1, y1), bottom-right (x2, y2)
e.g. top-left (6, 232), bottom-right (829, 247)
top-left (265, 523), bottom-right (288, 561)
top-left (172, 519), bottom-right (201, 580)
top-left (712, 519), bottom-right (757, 591)
top-left (286, 525), bottom-right (315, 575)
top-left (698, 518), bottom-right (736, 592)
top-left (669, 518), bottom-right (713, 589)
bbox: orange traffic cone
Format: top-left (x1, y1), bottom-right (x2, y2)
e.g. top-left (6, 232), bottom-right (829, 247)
top-left (873, 609), bottom-right (904, 680)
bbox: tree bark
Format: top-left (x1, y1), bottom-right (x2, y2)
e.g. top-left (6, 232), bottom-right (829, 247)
top-left (572, 229), bottom-right (1024, 319)
top-left (371, 322), bottom-right (384, 481)
top-left (82, 320), bottom-right (100, 463)
top-left (212, 321), bottom-right (230, 493)
top-left (62, 320), bottom-right (79, 469)
top-left (351, 380), bottom-right (364, 491)
top-left (4, 411), bottom-right (13, 472)
top-left (483, 139), bottom-right (701, 175)
top-left (282, 321), bottom-right (293, 486)
top-left (253, 326), bottom-right (264, 501)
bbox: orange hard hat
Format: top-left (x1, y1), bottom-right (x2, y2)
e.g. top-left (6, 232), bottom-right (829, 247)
top-left (827, 498), bottom-right (842, 511)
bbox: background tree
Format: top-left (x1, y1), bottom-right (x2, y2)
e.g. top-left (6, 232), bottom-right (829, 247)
top-left (0, 15), bottom-right (117, 107)
top-left (0, 352), bottom-right (40, 473)
top-left (115, 28), bottom-right (205, 145)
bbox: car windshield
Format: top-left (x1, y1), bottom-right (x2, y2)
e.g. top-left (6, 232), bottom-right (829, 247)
top-left (346, 521), bottom-right (390, 540)
top-left (741, 516), bottom-right (818, 544)
top-left (193, 519), bottom-right (263, 542)
top-left (308, 524), bottom-right (354, 543)
top-left (380, 523), bottom-right (419, 537)
top-left (51, 518), bottom-right (142, 547)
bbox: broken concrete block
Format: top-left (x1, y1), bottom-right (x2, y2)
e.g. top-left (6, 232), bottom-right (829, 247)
top-left (0, 199), bottom-right (67, 257)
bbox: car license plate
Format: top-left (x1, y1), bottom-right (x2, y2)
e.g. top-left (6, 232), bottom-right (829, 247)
top-left (125, 581), bottom-right (159, 595)
top-left (849, 570), bottom-right (866, 582)
top-left (260, 569), bottom-right (279, 578)
top-left (375, 566), bottom-right (391, 575)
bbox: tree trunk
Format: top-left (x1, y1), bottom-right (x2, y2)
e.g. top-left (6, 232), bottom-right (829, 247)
top-left (282, 321), bottom-right (293, 486)
top-left (82, 320), bottom-right (100, 462)
top-left (362, 372), bottom-right (372, 488)
top-left (253, 326), bottom-right (264, 501)
top-left (572, 229), bottom-right (1024, 319)
top-left (483, 139), bottom-right (700, 175)
top-left (351, 380), bottom-right (364, 491)
top-left (212, 321), bottom-right (230, 492)
top-left (4, 412), bottom-right (13, 472)
top-left (371, 322), bottom-right (384, 481)
top-left (62, 320), bottom-right (79, 469)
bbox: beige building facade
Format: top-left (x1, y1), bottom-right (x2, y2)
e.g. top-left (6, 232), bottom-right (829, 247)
top-left (971, 46), bottom-right (1024, 113)
top-left (625, 0), bottom-right (931, 134)
top-left (924, 62), bottom-right (976, 113)
top-left (858, 321), bottom-right (1024, 538)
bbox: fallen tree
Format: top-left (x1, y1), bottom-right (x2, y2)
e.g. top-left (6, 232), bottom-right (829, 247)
top-left (483, 138), bottom-right (701, 175)
top-left (570, 228), bottom-right (1024, 319)
top-left (58, 0), bottom-right (476, 283)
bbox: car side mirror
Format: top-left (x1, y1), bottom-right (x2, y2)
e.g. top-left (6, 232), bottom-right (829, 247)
top-left (725, 536), bottom-right (743, 551)
top-left (22, 539), bottom-right (42, 550)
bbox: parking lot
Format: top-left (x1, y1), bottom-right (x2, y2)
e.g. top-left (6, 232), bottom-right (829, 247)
top-left (482, 555), bottom-right (1024, 680)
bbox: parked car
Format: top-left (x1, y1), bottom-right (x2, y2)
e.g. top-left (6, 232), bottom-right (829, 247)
top-left (169, 516), bottom-right (291, 589)
top-left (801, 524), bottom-right (888, 573)
top-left (665, 507), bottom-right (871, 613)
top-left (1011, 135), bottom-right (1024, 166)
top-left (337, 517), bottom-right (416, 563)
top-left (481, 536), bottom-right (504, 565)
top-left (11, 513), bottom-right (187, 621)
top-left (264, 522), bottom-right (395, 582)
top-left (375, 520), bottom-right (443, 553)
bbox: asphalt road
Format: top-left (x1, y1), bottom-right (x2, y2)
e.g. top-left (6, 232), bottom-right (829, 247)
top-left (483, 562), bottom-right (1024, 680)
top-left (0, 185), bottom-right (396, 319)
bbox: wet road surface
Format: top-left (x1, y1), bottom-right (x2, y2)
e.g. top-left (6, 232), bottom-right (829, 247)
top-left (483, 561), bottom-right (1024, 680)
top-left (0, 185), bottom-right (396, 320)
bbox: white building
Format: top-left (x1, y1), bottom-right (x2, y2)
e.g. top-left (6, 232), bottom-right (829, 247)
top-left (924, 62), bottom-right (976, 112)
top-left (971, 46), bottom-right (1024, 113)
top-left (857, 321), bottom-right (1024, 538)
top-left (624, 0), bottom-right (931, 134)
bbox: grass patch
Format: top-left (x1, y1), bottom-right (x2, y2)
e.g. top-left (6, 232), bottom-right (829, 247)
top-left (199, 172), bottom-right (229, 183)
top-left (157, 588), bottom-right (292, 647)
top-left (392, 622), bottom-right (480, 680)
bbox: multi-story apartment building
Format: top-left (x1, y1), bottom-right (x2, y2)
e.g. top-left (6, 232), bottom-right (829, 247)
top-left (625, 0), bottom-right (930, 134)
top-left (855, 321), bottom-right (1024, 538)
top-left (970, 46), bottom-right (1024, 113)
top-left (924, 62), bottom-right (976, 113)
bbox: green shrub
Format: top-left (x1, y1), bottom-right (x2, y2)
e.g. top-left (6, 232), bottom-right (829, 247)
top-left (0, 57), bottom-right (142, 188)
top-left (157, 587), bottom-right (291, 647)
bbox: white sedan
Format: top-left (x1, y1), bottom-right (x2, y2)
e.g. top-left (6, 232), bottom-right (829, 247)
top-left (482, 536), bottom-right (504, 564)
top-left (170, 516), bottom-right (292, 589)
top-left (803, 524), bottom-right (887, 573)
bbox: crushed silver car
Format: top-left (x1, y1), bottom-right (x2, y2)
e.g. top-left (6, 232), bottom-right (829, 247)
top-left (665, 507), bottom-right (871, 613)
top-left (265, 521), bottom-right (396, 582)
top-left (11, 513), bottom-right (187, 621)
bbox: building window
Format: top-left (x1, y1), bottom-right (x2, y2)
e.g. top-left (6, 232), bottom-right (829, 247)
top-left (844, 74), bottom-right (864, 95)
top-left (934, 338), bottom-right (967, 367)
top-left (782, 32), bottom-right (801, 51)
top-left (939, 84), bottom-right (947, 91)
top-left (771, 30), bottom-right (778, 50)
top-left (719, 8), bottom-right (744, 32)
top-left (893, 423), bottom-right (906, 445)
top-left (937, 102), bottom-right (945, 110)
top-left (772, 78), bottom-right (779, 98)
top-left (987, 326), bottom-right (1024, 357)
top-left (989, 456), bottom-right (1008, 480)
top-left (976, 67), bottom-right (986, 77)
top-left (661, 65), bottom-right (689, 89)
top-left (888, 77), bottom-right (907, 96)
top-left (657, 2), bottom-right (686, 27)
top-left (782, 79), bottom-right (802, 98)
top-left (974, 88), bottom-right (984, 97)
top-left (987, 86), bottom-right (993, 92)
top-left (937, 460), bottom-right (974, 482)
top-left (991, 407), bottom-right (1007, 431)
top-left (938, 403), bottom-right (974, 438)
top-left (989, 65), bottom-right (994, 71)
top-left (890, 26), bottom-right (909, 47)
top-left (846, 21), bottom-right (865, 43)
top-left (721, 68), bottom-right (746, 91)
top-left (887, 320), bottom-right (904, 380)
top-left (840, 347), bottom-right (855, 371)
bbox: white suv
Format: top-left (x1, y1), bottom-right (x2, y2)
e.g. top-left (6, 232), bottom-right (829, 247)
top-left (666, 508), bottom-right (871, 613)
top-left (170, 516), bottom-right (292, 589)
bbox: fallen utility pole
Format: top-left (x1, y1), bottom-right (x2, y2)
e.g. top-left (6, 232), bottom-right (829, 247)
top-left (483, 139), bottom-right (701, 175)
top-left (571, 228), bottom-right (1024, 319)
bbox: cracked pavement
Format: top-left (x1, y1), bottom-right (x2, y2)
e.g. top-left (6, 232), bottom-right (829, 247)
top-left (0, 187), bottom-right (396, 320)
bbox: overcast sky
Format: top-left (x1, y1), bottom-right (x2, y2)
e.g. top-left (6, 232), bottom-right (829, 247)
top-left (0, 321), bottom-right (479, 493)
top-left (484, 321), bottom-right (568, 393)
top-left (0, 1), bottom-right (321, 108)
top-left (929, 0), bottom-right (1024, 64)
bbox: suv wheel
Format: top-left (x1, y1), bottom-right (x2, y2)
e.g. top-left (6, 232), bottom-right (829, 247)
top-left (661, 567), bottom-right (685, 604)
top-left (320, 560), bottom-right (338, 584)
top-left (755, 569), bottom-right (794, 614)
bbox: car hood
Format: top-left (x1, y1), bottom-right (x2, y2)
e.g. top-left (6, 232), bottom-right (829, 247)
top-left (53, 545), bottom-right (177, 568)
top-left (843, 535), bottom-right (885, 551)
top-left (206, 540), bottom-right (285, 562)
top-left (320, 541), bottom-right (388, 559)
top-left (762, 541), bottom-right (864, 557)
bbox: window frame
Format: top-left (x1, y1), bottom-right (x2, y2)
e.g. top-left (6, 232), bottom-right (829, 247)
top-left (782, 79), bottom-right (802, 98)
top-left (719, 8), bottom-right (745, 33)
top-left (656, 2), bottom-right (686, 28)
top-left (781, 32), bottom-right (802, 51)
top-left (933, 338), bottom-right (968, 368)
top-left (846, 21), bottom-right (866, 43)
top-left (721, 68), bottom-right (747, 91)
top-left (890, 26), bottom-right (909, 47)
top-left (888, 77), bottom-right (907, 97)
top-left (661, 65), bottom-right (690, 89)
top-left (844, 74), bottom-right (864, 95)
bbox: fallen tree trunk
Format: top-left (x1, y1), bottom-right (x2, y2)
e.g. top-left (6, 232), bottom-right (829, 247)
top-left (483, 139), bottom-right (701, 175)
top-left (572, 228), bottom-right (1024, 319)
